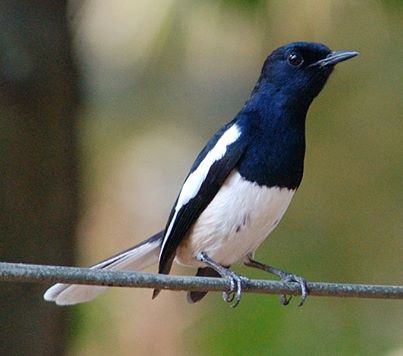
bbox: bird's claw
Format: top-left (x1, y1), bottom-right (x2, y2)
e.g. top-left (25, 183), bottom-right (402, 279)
top-left (222, 273), bottom-right (247, 308)
top-left (279, 294), bottom-right (292, 306)
top-left (197, 251), bottom-right (249, 308)
top-left (243, 258), bottom-right (309, 307)
top-left (280, 273), bottom-right (308, 307)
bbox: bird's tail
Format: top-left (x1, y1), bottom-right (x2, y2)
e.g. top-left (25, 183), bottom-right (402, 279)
top-left (43, 231), bottom-right (163, 305)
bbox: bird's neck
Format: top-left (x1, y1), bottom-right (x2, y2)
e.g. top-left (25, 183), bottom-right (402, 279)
top-left (237, 84), bottom-right (308, 189)
top-left (246, 80), bottom-right (311, 117)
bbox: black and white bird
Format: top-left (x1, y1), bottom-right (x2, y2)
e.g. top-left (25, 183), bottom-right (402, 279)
top-left (44, 42), bottom-right (358, 307)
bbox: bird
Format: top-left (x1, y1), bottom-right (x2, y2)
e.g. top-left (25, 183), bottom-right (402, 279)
top-left (44, 42), bottom-right (358, 308)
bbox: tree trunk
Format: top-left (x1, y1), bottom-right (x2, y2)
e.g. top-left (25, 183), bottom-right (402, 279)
top-left (0, 1), bottom-right (80, 355)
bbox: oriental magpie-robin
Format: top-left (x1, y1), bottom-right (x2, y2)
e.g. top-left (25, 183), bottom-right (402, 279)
top-left (44, 42), bottom-right (358, 307)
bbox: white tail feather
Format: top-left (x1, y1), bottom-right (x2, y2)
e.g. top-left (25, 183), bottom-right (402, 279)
top-left (44, 233), bottom-right (162, 305)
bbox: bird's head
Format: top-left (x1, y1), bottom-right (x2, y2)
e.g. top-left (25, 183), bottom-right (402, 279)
top-left (256, 42), bottom-right (359, 108)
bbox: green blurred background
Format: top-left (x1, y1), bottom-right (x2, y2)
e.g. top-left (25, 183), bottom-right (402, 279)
top-left (2, 1), bottom-right (403, 355)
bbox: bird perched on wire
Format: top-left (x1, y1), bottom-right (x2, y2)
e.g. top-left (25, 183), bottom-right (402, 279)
top-left (44, 42), bottom-right (358, 308)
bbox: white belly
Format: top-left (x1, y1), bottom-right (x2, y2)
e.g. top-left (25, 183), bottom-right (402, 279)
top-left (175, 170), bottom-right (295, 267)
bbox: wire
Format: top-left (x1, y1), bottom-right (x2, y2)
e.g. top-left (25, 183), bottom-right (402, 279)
top-left (1, 262), bottom-right (402, 300)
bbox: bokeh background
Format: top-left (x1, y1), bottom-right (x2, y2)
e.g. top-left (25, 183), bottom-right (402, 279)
top-left (1, 1), bottom-right (402, 355)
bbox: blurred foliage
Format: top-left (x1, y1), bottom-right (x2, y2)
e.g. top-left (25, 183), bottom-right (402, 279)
top-left (65, 0), bottom-right (403, 355)
top-left (218, 0), bottom-right (267, 12)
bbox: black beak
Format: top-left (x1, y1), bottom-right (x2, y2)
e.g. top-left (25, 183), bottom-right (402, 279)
top-left (309, 50), bottom-right (359, 68)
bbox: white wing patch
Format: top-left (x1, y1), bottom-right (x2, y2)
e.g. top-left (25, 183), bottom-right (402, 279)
top-left (160, 124), bottom-right (242, 257)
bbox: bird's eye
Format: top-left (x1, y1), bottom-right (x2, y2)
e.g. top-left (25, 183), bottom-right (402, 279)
top-left (287, 53), bottom-right (303, 67)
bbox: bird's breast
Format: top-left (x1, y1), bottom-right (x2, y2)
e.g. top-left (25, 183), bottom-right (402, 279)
top-left (175, 170), bottom-right (295, 267)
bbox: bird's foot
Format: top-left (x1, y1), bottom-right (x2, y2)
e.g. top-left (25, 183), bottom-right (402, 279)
top-left (278, 272), bottom-right (308, 307)
top-left (221, 271), bottom-right (248, 308)
top-left (197, 252), bottom-right (248, 308)
top-left (244, 257), bottom-right (308, 306)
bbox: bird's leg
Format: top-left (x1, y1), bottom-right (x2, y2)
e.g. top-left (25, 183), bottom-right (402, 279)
top-left (197, 252), bottom-right (247, 308)
top-left (244, 256), bottom-right (308, 306)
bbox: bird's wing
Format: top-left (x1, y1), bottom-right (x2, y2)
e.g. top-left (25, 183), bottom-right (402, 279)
top-left (158, 121), bottom-right (247, 274)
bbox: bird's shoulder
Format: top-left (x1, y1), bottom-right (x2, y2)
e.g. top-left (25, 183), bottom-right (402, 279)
top-left (188, 116), bottom-right (252, 174)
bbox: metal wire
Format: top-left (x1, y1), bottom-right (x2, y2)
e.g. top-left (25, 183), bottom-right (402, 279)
top-left (1, 262), bottom-right (402, 300)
